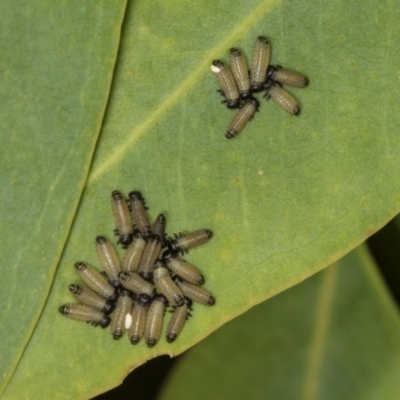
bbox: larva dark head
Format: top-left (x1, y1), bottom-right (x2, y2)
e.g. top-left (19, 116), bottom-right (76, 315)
top-left (110, 279), bottom-right (122, 289)
top-left (248, 97), bottom-right (260, 110)
top-left (152, 233), bottom-right (162, 242)
top-left (139, 271), bottom-right (153, 281)
top-left (304, 77), bottom-right (310, 87)
top-left (229, 47), bottom-right (241, 56)
top-left (226, 130), bottom-right (237, 139)
top-left (68, 284), bottom-right (81, 295)
top-left (166, 333), bottom-right (177, 343)
top-left (146, 338), bottom-right (156, 348)
top-left (128, 191), bottom-right (144, 201)
top-left (257, 35), bottom-right (269, 44)
top-left (184, 297), bottom-right (193, 309)
top-left (59, 305), bottom-right (68, 315)
top-left (138, 293), bottom-right (152, 305)
top-left (153, 260), bottom-right (166, 270)
top-left (207, 296), bottom-right (216, 306)
top-left (174, 295), bottom-right (185, 307)
top-left (100, 316), bottom-right (111, 328)
top-left (251, 83), bottom-right (264, 92)
top-left (172, 275), bottom-right (183, 285)
top-left (95, 235), bottom-right (107, 245)
top-left (113, 329), bottom-right (123, 339)
top-left (74, 262), bottom-right (86, 272)
top-left (118, 271), bottom-right (129, 281)
top-left (133, 229), bottom-right (143, 239)
top-left (293, 106), bottom-right (301, 116)
top-left (211, 60), bottom-right (224, 71)
top-left (103, 301), bottom-right (115, 315)
top-left (119, 288), bottom-right (133, 298)
top-left (226, 99), bottom-right (240, 109)
top-left (119, 234), bottom-right (133, 247)
top-left (167, 239), bottom-right (179, 254)
top-left (263, 78), bottom-right (274, 91)
top-left (156, 213), bottom-right (166, 223)
top-left (162, 250), bottom-right (175, 262)
top-left (266, 64), bottom-right (277, 79)
top-left (130, 336), bottom-right (140, 345)
top-left (205, 230), bottom-right (213, 239)
top-left (156, 294), bottom-right (169, 307)
top-left (111, 190), bottom-right (123, 200)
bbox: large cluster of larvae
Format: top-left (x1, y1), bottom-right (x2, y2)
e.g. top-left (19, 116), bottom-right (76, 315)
top-left (59, 190), bottom-right (214, 347)
top-left (210, 35), bottom-right (309, 139)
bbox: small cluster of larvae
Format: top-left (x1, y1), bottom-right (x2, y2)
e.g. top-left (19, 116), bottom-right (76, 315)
top-left (210, 36), bottom-right (309, 139)
top-left (59, 190), bottom-right (215, 347)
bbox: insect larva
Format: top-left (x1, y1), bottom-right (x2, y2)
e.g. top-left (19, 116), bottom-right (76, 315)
top-left (168, 229), bottom-right (212, 255)
top-left (267, 65), bottom-right (309, 88)
top-left (138, 234), bottom-right (162, 280)
top-left (264, 80), bottom-right (300, 116)
top-left (59, 304), bottom-right (111, 328)
top-left (144, 295), bottom-right (168, 348)
top-left (121, 231), bottom-right (147, 273)
top-left (229, 48), bottom-right (251, 99)
top-left (128, 191), bottom-right (152, 238)
top-left (110, 289), bottom-right (134, 340)
top-left (68, 284), bottom-right (114, 314)
top-left (163, 251), bottom-right (204, 285)
top-left (226, 97), bottom-right (259, 139)
top-left (166, 297), bottom-right (192, 343)
top-left (250, 36), bottom-right (271, 92)
top-left (128, 301), bottom-right (149, 345)
top-left (74, 262), bottom-right (117, 301)
top-left (153, 213), bottom-right (166, 243)
top-left (95, 236), bottom-right (121, 287)
top-left (173, 276), bottom-right (215, 306)
top-left (153, 261), bottom-right (184, 306)
top-left (118, 271), bottom-right (154, 304)
top-left (111, 190), bottom-right (133, 247)
top-left (210, 60), bottom-right (240, 109)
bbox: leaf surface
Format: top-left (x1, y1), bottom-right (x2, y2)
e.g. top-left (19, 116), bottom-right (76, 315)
top-left (2, 0), bottom-right (400, 398)
top-left (0, 0), bottom-right (127, 396)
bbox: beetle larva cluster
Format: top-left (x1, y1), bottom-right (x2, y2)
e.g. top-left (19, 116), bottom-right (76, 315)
top-left (210, 35), bottom-right (309, 139)
top-left (59, 190), bottom-right (214, 347)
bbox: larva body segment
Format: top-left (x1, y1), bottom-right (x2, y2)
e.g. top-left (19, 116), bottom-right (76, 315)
top-left (59, 304), bottom-right (110, 328)
top-left (173, 276), bottom-right (215, 306)
top-left (95, 236), bottom-right (121, 287)
top-left (111, 289), bottom-right (134, 340)
top-left (153, 261), bottom-right (185, 306)
top-left (226, 97), bottom-right (259, 139)
top-left (74, 262), bottom-right (117, 301)
top-left (210, 60), bottom-right (240, 109)
top-left (144, 295), bottom-right (168, 348)
top-left (111, 190), bottom-right (133, 247)
top-left (168, 229), bottom-right (212, 255)
top-left (163, 251), bottom-right (204, 285)
top-left (250, 36), bottom-right (270, 92)
top-left (230, 48), bottom-right (251, 99)
top-left (68, 284), bottom-right (114, 314)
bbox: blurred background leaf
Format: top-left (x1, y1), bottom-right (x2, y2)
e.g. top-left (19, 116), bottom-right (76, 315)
top-left (159, 244), bottom-right (400, 400)
top-left (2, 0), bottom-right (400, 398)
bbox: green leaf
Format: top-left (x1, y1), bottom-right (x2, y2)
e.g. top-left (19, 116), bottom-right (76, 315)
top-left (0, 0), bottom-right (127, 397)
top-left (2, 0), bottom-right (400, 398)
top-left (159, 244), bottom-right (400, 400)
